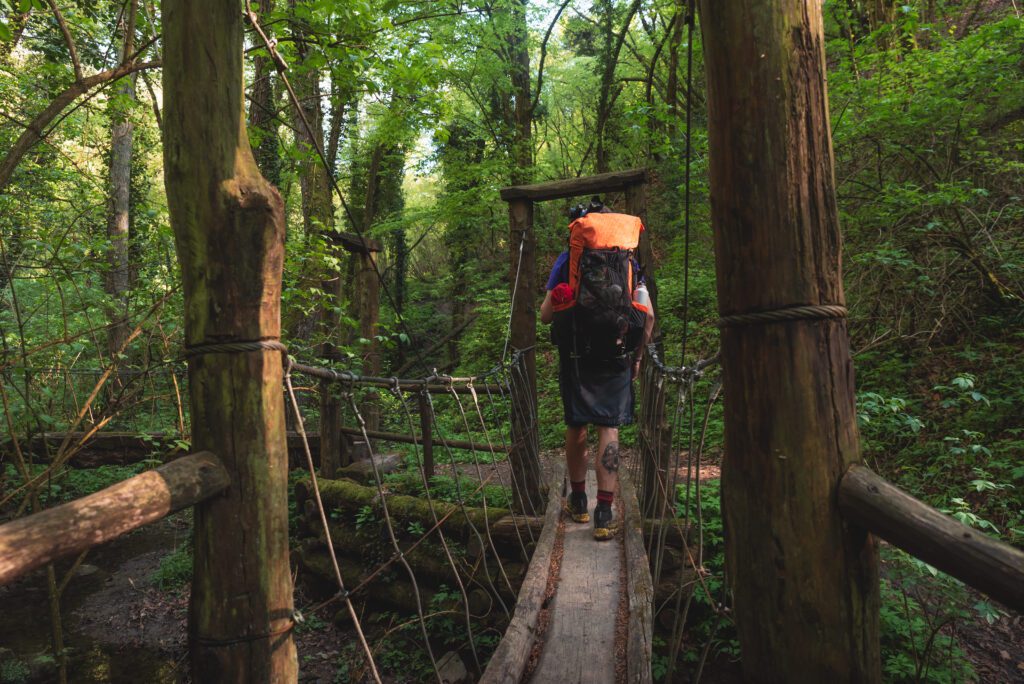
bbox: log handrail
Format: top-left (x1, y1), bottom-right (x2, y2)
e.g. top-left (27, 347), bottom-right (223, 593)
top-left (479, 461), bottom-right (565, 684)
top-left (839, 464), bottom-right (1024, 611)
top-left (0, 452), bottom-right (229, 585)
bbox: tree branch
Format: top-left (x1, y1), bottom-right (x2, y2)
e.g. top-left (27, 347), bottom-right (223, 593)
top-left (46, 0), bottom-right (82, 80)
top-left (531, 0), bottom-right (572, 113)
top-left (0, 59), bottom-right (160, 192)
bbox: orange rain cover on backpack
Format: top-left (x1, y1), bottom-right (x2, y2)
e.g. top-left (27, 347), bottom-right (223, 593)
top-left (553, 212), bottom-right (645, 313)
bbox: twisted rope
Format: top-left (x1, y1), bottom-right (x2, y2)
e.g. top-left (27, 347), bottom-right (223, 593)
top-left (182, 340), bottom-right (288, 357)
top-left (717, 304), bottom-right (847, 328)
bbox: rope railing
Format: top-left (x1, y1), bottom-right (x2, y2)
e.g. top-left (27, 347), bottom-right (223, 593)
top-left (630, 345), bottom-right (730, 682)
top-left (284, 351), bottom-right (543, 681)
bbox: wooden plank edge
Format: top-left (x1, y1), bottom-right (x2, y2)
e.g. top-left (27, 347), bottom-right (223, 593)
top-left (620, 466), bottom-right (655, 684)
top-left (0, 452), bottom-right (228, 585)
top-left (499, 168), bottom-right (648, 202)
top-left (839, 464), bottom-right (1024, 612)
top-left (479, 459), bottom-right (566, 684)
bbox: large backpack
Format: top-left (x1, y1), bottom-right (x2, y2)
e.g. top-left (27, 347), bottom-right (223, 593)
top-left (551, 212), bottom-right (648, 361)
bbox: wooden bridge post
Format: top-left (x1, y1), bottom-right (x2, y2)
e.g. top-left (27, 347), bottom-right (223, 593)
top-left (418, 391), bottom-right (434, 479)
top-left (163, 1), bottom-right (297, 679)
top-left (507, 197), bottom-right (544, 513)
top-left (699, 0), bottom-right (881, 681)
top-left (342, 232), bottom-right (384, 442)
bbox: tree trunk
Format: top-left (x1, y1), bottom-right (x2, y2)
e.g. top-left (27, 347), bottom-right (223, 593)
top-left (509, 0), bottom-right (532, 184)
top-left (289, 20), bottom-right (344, 477)
top-left (162, 2), bottom-right (297, 680)
top-left (249, 0), bottom-right (280, 186)
top-left (698, 0), bottom-right (881, 680)
top-left (105, 6), bottom-right (138, 360)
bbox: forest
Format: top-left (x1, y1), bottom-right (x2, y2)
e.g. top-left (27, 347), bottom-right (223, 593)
top-left (0, 0), bottom-right (1021, 682)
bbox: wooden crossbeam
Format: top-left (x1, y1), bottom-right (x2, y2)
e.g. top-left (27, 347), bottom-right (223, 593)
top-left (499, 167), bottom-right (647, 202)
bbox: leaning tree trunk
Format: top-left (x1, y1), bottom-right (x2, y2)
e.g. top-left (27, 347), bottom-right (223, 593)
top-left (162, 1), bottom-right (297, 680)
top-left (699, 0), bottom-right (881, 681)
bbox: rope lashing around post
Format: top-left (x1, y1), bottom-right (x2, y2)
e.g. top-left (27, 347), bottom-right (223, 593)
top-left (716, 304), bottom-right (848, 328)
top-left (182, 339), bottom-right (289, 357)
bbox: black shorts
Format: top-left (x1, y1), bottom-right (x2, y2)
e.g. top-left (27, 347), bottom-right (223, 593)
top-left (558, 353), bottom-right (634, 427)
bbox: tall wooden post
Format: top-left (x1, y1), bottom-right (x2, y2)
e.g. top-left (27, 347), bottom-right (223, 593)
top-left (508, 198), bottom-right (544, 512)
top-left (699, 1), bottom-right (881, 681)
top-left (162, 1), bottom-right (297, 680)
top-left (342, 233), bottom-right (382, 438)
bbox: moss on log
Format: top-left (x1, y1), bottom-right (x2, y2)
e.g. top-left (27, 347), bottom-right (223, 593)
top-left (298, 477), bottom-right (512, 540)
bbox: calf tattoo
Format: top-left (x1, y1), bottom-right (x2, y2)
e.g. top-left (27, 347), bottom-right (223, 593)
top-left (601, 441), bottom-right (621, 473)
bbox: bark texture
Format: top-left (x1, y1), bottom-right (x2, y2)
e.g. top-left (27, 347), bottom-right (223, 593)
top-left (105, 6), bottom-right (138, 358)
top-left (0, 453), bottom-right (228, 585)
top-left (507, 198), bottom-right (544, 513)
top-left (288, 31), bottom-right (344, 476)
top-left (698, 0), bottom-right (881, 680)
top-left (162, 1), bottom-right (297, 680)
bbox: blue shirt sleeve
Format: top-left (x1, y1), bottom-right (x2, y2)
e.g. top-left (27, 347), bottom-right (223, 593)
top-left (545, 251), bottom-right (570, 290)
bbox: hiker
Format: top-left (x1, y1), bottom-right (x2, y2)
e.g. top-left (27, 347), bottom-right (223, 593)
top-left (540, 198), bottom-right (655, 540)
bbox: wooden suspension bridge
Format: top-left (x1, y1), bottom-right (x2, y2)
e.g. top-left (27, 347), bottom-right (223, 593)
top-left (2, 2), bottom-right (1024, 683)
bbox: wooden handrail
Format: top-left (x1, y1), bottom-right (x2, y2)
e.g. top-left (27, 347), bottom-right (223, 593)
top-left (839, 464), bottom-right (1024, 611)
top-left (0, 452), bottom-right (229, 585)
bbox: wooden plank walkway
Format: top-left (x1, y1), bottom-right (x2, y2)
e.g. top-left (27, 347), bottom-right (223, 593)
top-left (481, 461), bottom-right (653, 684)
top-left (531, 468), bottom-right (622, 683)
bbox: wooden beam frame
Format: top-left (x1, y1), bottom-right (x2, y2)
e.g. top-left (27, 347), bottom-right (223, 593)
top-left (499, 168), bottom-right (647, 202)
top-left (0, 452), bottom-right (228, 585)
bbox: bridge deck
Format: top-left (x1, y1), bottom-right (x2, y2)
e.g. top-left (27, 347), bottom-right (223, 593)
top-left (482, 459), bottom-right (653, 683)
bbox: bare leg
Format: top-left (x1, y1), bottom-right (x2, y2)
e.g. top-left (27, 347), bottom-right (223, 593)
top-left (595, 426), bottom-right (620, 495)
top-left (565, 425), bottom-right (589, 483)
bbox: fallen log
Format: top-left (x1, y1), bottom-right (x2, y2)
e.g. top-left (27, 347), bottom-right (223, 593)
top-left (295, 539), bottom-right (501, 618)
top-left (297, 476), bottom-right (692, 550)
top-left (0, 452), bottom-right (228, 585)
top-left (0, 431), bottom-right (186, 468)
top-left (296, 477), bottom-right (512, 541)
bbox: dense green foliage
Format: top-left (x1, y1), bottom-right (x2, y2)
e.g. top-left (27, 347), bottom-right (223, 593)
top-left (0, 0), bottom-right (1021, 681)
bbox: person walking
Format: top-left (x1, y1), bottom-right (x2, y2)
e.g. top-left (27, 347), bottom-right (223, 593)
top-left (540, 198), bottom-right (654, 540)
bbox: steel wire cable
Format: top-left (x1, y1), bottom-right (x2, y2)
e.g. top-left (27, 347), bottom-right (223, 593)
top-left (345, 391), bottom-right (442, 681)
top-left (424, 388), bottom-right (512, 622)
top-left (445, 381), bottom-right (520, 604)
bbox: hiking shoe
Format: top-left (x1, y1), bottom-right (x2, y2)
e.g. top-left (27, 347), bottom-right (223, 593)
top-left (565, 491), bottom-right (590, 523)
top-left (593, 503), bottom-right (614, 541)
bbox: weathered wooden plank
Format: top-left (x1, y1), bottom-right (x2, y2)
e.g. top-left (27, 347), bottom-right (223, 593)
top-left (479, 461), bottom-right (565, 684)
top-left (531, 469), bottom-right (621, 684)
top-left (0, 452), bottom-right (228, 585)
top-left (620, 467), bottom-right (654, 684)
top-left (839, 465), bottom-right (1024, 611)
top-left (500, 168), bottom-right (648, 202)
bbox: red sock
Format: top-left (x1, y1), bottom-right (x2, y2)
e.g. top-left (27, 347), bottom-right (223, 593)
top-left (597, 490), bottom-right (614, 506)
top-left (570, 480), bottom-right (586, 494)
